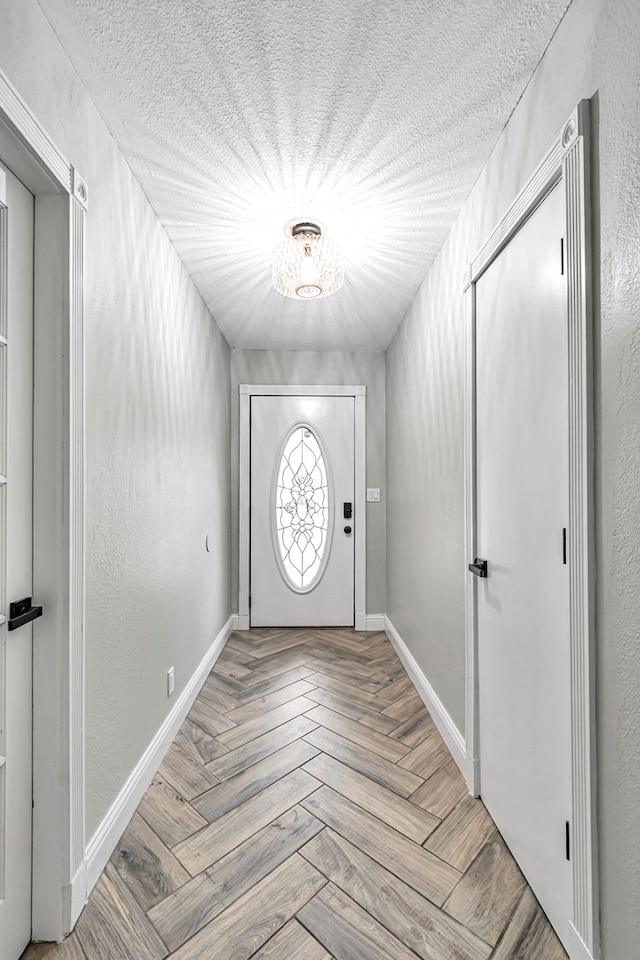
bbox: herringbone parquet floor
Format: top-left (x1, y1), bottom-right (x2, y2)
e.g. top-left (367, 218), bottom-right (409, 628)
top-left (22, 628), bottom-right (568, 960)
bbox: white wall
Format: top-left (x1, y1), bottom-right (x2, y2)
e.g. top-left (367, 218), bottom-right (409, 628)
top-left (230, 350), bottom-right (386, 615)
top-left (0, 0), bottom-right (231, 839)
top-left (386, 0), bottom-right (640, 956)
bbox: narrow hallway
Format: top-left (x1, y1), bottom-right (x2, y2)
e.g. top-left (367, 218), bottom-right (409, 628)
top-left (23, 629), bottom-right (567, 960)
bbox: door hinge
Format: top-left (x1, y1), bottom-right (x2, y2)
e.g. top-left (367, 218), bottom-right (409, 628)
top-left (560, 237), bottom-right (565, 275)
top-left (565, 820), bottom-right (571, 861)
top-left (562, 527), bottom-right (567, 565)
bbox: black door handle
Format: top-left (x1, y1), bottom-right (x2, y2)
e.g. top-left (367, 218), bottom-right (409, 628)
top-left (344, 526), bottom-right (352, 535)
top-left (8, 597), bottom-right (43, 631)
top-left (468, 558), bottom-right (488, 578)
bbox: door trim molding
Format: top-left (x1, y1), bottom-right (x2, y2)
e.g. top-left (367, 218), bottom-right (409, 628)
top-left (239, 384), bottom-right (366, 630)
top-left (463, 101), bottom-right (598, 959)
top-left (0, 68), bottom-right (87, 940)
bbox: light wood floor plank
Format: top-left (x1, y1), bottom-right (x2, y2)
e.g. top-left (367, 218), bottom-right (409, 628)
top-left (389, 709), bottom-right (436, 747)
top-left (251, 919), bottom-right (332, 959)
top-left (303, 726), bottom-right (423, 797)
top-left (298, 883), bottom-right (419, 960)
top-left (304, 685), bottom-right (400, 735)
top-left (213, 657), bottom-right (252, 681)
top-left (364, 634), bottom-right (397, 653)
top-left (424, 795), bottom-right (495, 872)
top-left (302, 786), bottom-right (461, 906)
top-left (304, 704), bottom-right (410, 761)
top-left (173, 769), bottom-right (321, 875)
top-left (158, 742), bottom-right (221, 801)
top-left (370, 664), bottom-right (406, 687)
top-left (232, 665), bottom-right (318, 705)
top-left (409, 759), bottom-right (469, 819)
top-left (306, 647), bottom-right (383, 676)
top-left (303, 752), bottom-right (440, 844)
top-left (308, 629), bottom-right (374, 655)
top-left (223, 679), bottom-right (317, 724)
top-left (136, 775), bottom-right (209, 849)
top-left (110, 811), bottom-right (191, 911)
top-left (206, 670), bottom-right (247, 695)
top-left (148, 806), bottom-right (323, 952)
top-left (193, 738), bottom-right (319, 822)
top-left (169, 854), bottom-right (326, 960)
top-left (231, 627), bottom-right (291, 641)
top-left (490, 888), bottom-right (568, 959)
top-left (241, 650), bottom-right (313, 685)
top-left (20, 938), bottom-right (87, 960)
top-left (196, 678), bottom-right (240, 714)
top-left (444, 831), bottom-right (527, 947)
top-left (376, 674), bottom-right (414, 702)
top-left (221, 638), bottom-right (259, 664)
top-left (205, 715), bottom-right (318, 781)
top-left (307, 670), bottom-right (391, 706)
top-left (187, 699), bottom-right (237, 737)
top-left (247, 632), bottom-right (312, 659)
top-left (217, 696), bottom-right (317, 749)
top-left (397, 727), bottom-right (450, 779)
top-left (173, 718), bottom-right (229, 765)
top-left (356, 709), bottom-right (401, 735)
top-left (305, 659), bottom-right (384, 693)
top-left (300, 828), bottom-right (491, 960)
top-left (147, 873), bottom-right (213, 953)
top-left (75, 863), bottom-right (168, 960)
top-left (381, 689), bottom-right (425, 723)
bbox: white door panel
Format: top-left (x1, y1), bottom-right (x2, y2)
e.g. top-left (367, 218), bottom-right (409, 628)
top-left (251, 395), bottom-right (354, 626)
top-left (475, 184), bottom-right (571, 943)
top-left (0, 160), bottom-right (34, 959)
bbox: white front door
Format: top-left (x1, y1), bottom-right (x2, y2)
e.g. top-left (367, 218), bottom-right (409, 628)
top-left (250, 395), bottom-right (354, 626)
top-left (0, 161), bottom-right (35, 958)
top-left (475, 183), bottom-right (571, 944)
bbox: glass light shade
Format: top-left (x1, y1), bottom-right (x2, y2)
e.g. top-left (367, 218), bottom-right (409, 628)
top-left (272, 222), bottom-right (344, 300)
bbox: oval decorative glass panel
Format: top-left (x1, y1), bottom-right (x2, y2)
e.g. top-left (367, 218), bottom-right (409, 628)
top-left (274, 424), bottom-right (330, 591)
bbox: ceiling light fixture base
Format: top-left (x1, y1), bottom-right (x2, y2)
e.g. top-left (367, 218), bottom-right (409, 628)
top-left (272, 219), bottom-right (344, 300)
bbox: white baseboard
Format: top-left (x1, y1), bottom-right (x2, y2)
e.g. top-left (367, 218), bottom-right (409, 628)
top-left (468, 756), bottom-right (480, 798)
top-left (384, 616), bottom-right (470, 784)
top-left (78, 615), bottom-right (233, 908)
top-left (232, 614), bottom-right (385, 632)
top-left (567, 924), bottom-right (599, 960)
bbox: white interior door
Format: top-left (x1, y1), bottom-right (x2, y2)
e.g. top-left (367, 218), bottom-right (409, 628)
top-left (475, 183), bottom-right (571, 944)
top-left (251, 395), bottom-right (354, 626)
top-left (0, 160), bottom-right (35, 959)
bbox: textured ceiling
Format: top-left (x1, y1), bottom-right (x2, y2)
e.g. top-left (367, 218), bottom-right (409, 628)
top-left (38, 0), bottom-right (569, 350)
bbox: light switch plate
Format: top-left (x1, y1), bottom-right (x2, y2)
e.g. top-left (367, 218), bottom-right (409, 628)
top-left (366, 488), bottom-right (381, 502)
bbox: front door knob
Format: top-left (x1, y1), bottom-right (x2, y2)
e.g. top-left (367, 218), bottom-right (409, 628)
top-left (344, 525), bottom-right (352, 535)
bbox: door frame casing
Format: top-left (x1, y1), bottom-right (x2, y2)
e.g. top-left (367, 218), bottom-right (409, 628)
top-left (464, 101), bottom-right (597, 960)
top-left (238, 384), bottom-right (366, 630)
top-left (0, 69), bottom-right (86, 940)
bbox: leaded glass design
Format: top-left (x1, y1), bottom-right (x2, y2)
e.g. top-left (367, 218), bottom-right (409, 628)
top-left (275, 425), bottom-right (329, 590)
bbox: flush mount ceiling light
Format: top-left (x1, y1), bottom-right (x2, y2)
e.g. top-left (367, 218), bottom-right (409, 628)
top-left (272, 221), bottom-right (344, 300)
